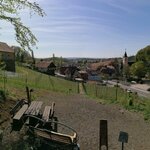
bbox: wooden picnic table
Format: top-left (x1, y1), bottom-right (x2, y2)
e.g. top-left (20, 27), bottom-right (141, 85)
top-left (25, 101), bottom-right (43, 116)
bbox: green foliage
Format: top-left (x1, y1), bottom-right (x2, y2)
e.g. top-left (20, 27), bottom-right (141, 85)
top-left (144, 100), bottom-right (150, 120)
top-left (0, 61), bottom-right (6, 70)
top-left (0, 89), bottom-right (6, 100)
top-left (123, 65), bottom-right (130, 78)
top-left (12, 46), bottom-right (32, 63)
top-left (136, 45), bottom-right (150, 62)
top-left (134, 45), bottom-right (150, 78)
top-left (0, 0), bottom-right (45, 51)
top-left (130, 61), bottom-right (147, 78)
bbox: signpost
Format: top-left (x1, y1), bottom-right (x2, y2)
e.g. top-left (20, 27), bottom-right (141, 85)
top-left (118, 131), bottom-right (128, 150)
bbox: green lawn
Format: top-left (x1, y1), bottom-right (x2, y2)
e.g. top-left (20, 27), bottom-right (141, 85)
top-left (0, 66), bottom-right (78, 94)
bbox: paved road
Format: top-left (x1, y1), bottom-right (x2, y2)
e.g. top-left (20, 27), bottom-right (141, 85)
top-left (106, 80), bottom-right (150, 98)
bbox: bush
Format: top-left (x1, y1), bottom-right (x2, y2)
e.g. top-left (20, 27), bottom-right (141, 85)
top-left (0, 90), bottom-right (6, 101)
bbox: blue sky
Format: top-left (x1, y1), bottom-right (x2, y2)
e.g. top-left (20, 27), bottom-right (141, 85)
top-left (1, 0), bottom-right (150, 58)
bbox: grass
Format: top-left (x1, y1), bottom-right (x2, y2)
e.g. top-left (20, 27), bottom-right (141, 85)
top-left (0, 66), bottom-right (78, 95)
top-left (85, 82), bottom-right (150, 120)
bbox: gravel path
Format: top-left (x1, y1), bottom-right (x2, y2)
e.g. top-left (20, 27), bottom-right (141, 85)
top-left (36, 91), bottom-right (150, 150)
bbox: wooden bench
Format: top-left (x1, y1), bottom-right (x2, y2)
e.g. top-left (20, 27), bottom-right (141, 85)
top-left (24, 101), bottom-right (43, 127)
top-left (12, 104), bottom-right (28, 131)
top-left (25, 101), bottom-right (43, 116)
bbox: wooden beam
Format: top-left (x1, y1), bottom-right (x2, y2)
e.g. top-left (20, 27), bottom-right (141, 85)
top-left (13, 104), bottom-right (28, 120)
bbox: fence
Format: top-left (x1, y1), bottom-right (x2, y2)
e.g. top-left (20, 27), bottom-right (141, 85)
top-left (0, 68), bottom-right (78, 94)
top-left (84, 83), bottom-right (145, 107)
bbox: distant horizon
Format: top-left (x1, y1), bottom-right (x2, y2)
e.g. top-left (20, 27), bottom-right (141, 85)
top-left (34, 55), bottom-right (127, 59)
top-left (1, 0), bottom-right (150, 58)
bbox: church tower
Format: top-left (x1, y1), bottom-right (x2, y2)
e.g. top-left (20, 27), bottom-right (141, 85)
top-left (123, 51), bottom-right (128, 66)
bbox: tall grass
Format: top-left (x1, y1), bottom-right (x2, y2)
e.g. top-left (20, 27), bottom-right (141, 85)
top-left (0, 66), bottom-right (78, 94)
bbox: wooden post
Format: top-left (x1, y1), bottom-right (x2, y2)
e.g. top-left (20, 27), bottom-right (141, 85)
top-left (26, 86), bottom-right (30, 106)
top-left (77, 82), bottom-right (79, 94)
top-left (95, 84), bottom-right (98, 97)
top-left (99, 120), bottom-right (108, 150)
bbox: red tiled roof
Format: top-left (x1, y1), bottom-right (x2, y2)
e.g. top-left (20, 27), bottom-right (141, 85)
top-left (35, 61), bottom-right (54, 68)
top-left (89, 60), bottom-right (114, 70)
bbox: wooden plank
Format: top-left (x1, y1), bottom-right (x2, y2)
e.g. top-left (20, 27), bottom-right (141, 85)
top-left (25, 101), bottom-right (43, 116)
top-left (32, 101), bottom-right (43, 116)
top-left (50, 102), bottom-right (55, 118)
top-left (29, 101), bottom-right (38, 115)
top-left (42, 106), bottom-right (51, 122)
top-left (34, 129), bottom-right (75, 144)
top-left (25, 101), bottom-right (37, 115)
top-left (10, 99), bottom-right (25, 115)
top-left (13, 104), bottom-right (28, 120)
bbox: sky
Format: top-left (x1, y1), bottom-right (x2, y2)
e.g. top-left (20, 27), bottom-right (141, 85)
top-left (1, 0), bottom-right (150, 58)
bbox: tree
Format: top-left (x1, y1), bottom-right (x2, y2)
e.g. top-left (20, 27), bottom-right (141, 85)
top-left (130, 61), bottom-right (147, 79)
top-left (136, 46), bottom-right (150, 62)
top-left (12, 46), bottom-right (32, 63)
top-left (135, 45), bottom-right (150, 79)
top-left (0, 0), bottom-right (45, 51)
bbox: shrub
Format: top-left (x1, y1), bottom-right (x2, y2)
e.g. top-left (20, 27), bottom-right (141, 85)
top-left (0, 90), bottom-right (6, 101)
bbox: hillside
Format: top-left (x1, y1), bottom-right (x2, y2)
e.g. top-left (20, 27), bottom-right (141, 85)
top-left (0, 65), bottom-right (78, 97)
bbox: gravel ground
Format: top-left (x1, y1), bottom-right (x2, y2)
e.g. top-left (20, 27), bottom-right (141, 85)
top-left (1, 90), bottom-right (150, 150)
top-left (35, 91), bottom-right (150, 150)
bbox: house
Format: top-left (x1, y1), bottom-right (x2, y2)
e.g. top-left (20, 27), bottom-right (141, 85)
top-left (78, 70), bottom-right (88, 81)
top-left (100, 65), bottom-right (116, 76)
top-left (0, 42), bottom-right (15, 72)
top-left (59, 65), bottom-right (80, 80)
top-left (35, 61), bottom-right (56, 75)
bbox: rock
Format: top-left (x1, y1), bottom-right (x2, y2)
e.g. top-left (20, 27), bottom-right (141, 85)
top-left (120, 109), bottom-right (124, 114)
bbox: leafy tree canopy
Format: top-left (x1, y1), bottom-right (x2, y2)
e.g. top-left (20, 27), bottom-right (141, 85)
top-left (136, 45), bottom-right (150, 62)
top-left (130, 61), bottom-right (147, 78)
top-left (0, 0), bottom-right (45, 51)
top-left (12, 46), bottom-right (32, 63)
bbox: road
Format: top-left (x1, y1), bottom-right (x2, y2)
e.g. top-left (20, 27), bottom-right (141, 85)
top-left (106, 80), bottom-right (150, 98)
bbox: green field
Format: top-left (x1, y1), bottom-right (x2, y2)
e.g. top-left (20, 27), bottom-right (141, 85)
top-left (0, 66), bottom-right (78, 94)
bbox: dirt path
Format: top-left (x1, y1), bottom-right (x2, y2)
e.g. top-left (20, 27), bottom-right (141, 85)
top-left (35, 91), bottom-right (150, 150)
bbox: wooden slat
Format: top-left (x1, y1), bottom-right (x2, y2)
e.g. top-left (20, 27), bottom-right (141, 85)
top-left (34, 129), bottom-right (75, 144)
top-left (25, 101), bottom-right (37, 115)
top-left (50, 102), bottom-right (55, 118)
top-left (25, 101), bottom-right (43, 116)
top-left (13, 104), bottom-right (28, 120)
top-left (29, 101), bottom-right (38, 115)
top-left (42, 106), bottom-right (51, 122)
top-left (10, 99), bottom-right (24, 115)
top-left (32, 101), bottom-right (43, 116)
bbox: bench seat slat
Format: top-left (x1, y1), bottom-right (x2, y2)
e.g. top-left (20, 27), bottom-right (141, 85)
top-left (13, 104), bottom-right (28, 120)
top-left (25, 101), bottom-right (43, 116)
top-left (42, 106), bottom-right (51, 122)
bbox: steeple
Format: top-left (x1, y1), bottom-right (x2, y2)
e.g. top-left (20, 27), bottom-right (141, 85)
top-left (124, 51), bottom-right (127, 58)
top-left (123, 51), bottom-right (128, 66)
